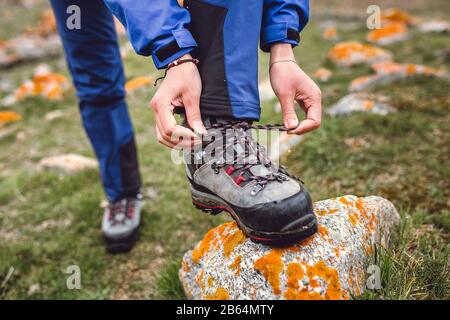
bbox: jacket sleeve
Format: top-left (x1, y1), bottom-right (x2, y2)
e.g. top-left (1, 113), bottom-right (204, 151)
top-left (104, 0), bottom-right (197, 69)
top-left (260, 0), bottom-right (309, 52)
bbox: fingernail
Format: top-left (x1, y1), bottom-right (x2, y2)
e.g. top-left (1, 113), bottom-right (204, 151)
top-left (286, 119), bottom-right (298, 129)
top-left (194, 124), bottom-right (207, 135)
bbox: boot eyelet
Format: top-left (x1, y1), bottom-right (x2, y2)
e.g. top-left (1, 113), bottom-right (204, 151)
top-left (250, 184), bottom-right (263, 196)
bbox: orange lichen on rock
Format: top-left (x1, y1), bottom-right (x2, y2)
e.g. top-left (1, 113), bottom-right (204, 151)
top-left (363, 100), bottom-right (374, 110)
top-left (367, 22), bottom-right (408, 42)
top-left (348, 213), bottom-right (358, 226)
top-left (222, 229), bottom-right (245, 257)
top-left (327, 41), bottom-right (391, 65)
top-left (125, 76), bottom-right (153, 93)
top-left (24, 9), bottom-right (57, 37)
top-left (0, 111), bottom-right (22, 124)
top-left (318, 225), bottom-right (329, 238)
top-left (381, 8), bottom-right (416, 25)
top-left (197, 270), bottom-right (205, 291)
top-left (181, 260), bottom-right (190, 273)
top-left (339, 196), bottom-right (350, 206)
top-left (14, 72), bottom-right (68, 101)
top-left (207, 276), bottom-right (213, 288)
top-left (371, 61), bottom-right (404, 74)
top-left (192, 222), bottom-right (237, 264)
top-left (286, 262), bottom-right (304, 289)
top-left (192, 228), bottom-right (217, 264)
top-left (284, 261), bottom-right (347, 300)
top-left (322, 26), bottom-right (338, 40)
top-left (307, 261), bottom-right (347, 300)
top-left (229, 255), bottom-right (242, 275)
top-left (254, 249), bottom-right (284, 295)
top-left (205, 287), bottom-right (230, 300)
top-left (313, 68), bottom-right (332, 82)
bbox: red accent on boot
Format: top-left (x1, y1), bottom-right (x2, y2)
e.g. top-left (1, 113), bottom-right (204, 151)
top-left (225, 165), bottom-right (235, 176)
top-left (234, 173), bottom-right (245, 186)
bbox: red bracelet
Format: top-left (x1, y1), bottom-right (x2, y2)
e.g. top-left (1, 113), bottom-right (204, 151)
top-left (154, 58), bottom-right (200, 86)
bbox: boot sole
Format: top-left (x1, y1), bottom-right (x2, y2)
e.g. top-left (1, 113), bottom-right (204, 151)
top-left (103, 228), bottom-right (139, 254)
top-left (191, 186), bottom-right (318, 246)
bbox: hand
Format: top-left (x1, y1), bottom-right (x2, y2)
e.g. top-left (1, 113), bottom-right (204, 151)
top-left (269, 44), bottom-right (322, 135)
top-left (150, 54), bottom-right (207, 149)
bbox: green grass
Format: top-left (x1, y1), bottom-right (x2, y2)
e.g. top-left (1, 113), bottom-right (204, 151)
top-left (1, 1), bottom-right (449, 299)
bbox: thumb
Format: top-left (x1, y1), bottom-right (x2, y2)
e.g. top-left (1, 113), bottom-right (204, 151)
top-left (279, 94), bottom-right (299, 129)
top-left (183, 93), bottom-right (207, 135)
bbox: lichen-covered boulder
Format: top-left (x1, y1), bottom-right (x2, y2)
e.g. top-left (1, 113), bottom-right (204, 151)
top-left (327, 94), bottom-right (395, 117)
top-left (327, 41), bottom-right (392, 67)
top-left (179, 195), bottom-right (400, 300)
top-left (349, 61), bottom-right (445, 92)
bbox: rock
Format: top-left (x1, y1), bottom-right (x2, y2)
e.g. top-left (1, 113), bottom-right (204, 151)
top-left (322, 26), bottom-right (338, 41)
top-left (313, 68), bottom-right (333, 83)
top-left (12, 68), bottom-right (69, 101)
top-left (419, 21), bottom-right (450, 33)
top-left (39, 154), bottom-right (98, 174)
top-left (44, 110), bottom-right (65, 122)
top-left (327, 41), bottom-right (392, 67)
top-left (0, 9), bottom-right (61, 69)
top-left (327, 94), bottom-right (395, 117)
top-left (258, 78), bottom-right (276, 102)
top-left (27, 283), bottom-right (41, 296)
top-left (349, 61), bottom-right (445, 92)
top-left (269, 133), bottom-right (304, 160)
top-left (179, 195), bottom-right (400, 300)
top-left (0, 34), bottom-right (61, 69)
top-left (380, 8), bottom-right (418, 26)
top-left (0, 111), bottom-right (22, 126)
top-left (125, 76), bottom-right (154, 93)
top-left (366, 22), bottom-right (409, 46)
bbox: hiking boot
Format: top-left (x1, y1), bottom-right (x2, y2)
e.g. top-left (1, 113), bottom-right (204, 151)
top-left (184, 118), bottom-right (317, 245)
top-left (102, 194), bottom-right (143, 253)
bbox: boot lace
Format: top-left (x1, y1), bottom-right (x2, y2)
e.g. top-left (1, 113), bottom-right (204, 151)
top-left (203, 121), bottom-right (303, 195)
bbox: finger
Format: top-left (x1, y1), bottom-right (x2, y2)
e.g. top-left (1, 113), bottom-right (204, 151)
top-left (156, 114), bottom-right (199, 149)
top-left (155, 125), bottom-right (178, 149)
top-left (278, 93), bottom-right (299, 130)
top-left (155, 104), bottom-right (202, 148)
top-left (289, 99), bottom-right (322, 135)
top-left (183, 92), bottom-right (207, 135)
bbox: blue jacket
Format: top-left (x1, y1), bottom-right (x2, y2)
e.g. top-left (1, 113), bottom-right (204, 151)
top-left (105, 0), bottom-right (309, 120)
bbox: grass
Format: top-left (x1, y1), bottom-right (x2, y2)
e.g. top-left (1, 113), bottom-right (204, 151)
top-left (0, 1), bottom-right (449, 299)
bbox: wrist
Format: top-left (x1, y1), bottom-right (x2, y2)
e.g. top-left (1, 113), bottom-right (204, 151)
top-left (270, 43), bottom-right (295, 63)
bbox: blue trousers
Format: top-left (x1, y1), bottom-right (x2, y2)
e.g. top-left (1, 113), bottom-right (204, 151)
top-left (50, 0), bottom-right (141, 202)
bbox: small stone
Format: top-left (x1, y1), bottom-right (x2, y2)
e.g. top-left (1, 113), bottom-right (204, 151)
top-left (44, 110), bottom-right (65, 122)
top-left (27, 283), bottom-right (41, 296)
top-left (419, 21), bottom-right (450, 33)
top-left (313, 68), bottom-right (333, 83)
top-left (39, 154), bottom-right (98, 174)
top-left (259, 78), bottom-right (276, 102)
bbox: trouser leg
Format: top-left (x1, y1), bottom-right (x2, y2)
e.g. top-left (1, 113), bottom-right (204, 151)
top-left (50, 0), bottom-right (141, 202)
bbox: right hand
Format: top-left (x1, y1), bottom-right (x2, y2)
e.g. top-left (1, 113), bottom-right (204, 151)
top-left (150, 54), bottom-right (206, 149)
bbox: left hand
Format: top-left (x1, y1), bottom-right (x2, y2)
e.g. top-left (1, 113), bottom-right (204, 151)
top-left (269, 44), bottom-right (322, 135)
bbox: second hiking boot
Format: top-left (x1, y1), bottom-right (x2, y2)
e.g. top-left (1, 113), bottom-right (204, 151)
top-left (184, 118), bottom-right (317, 245)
